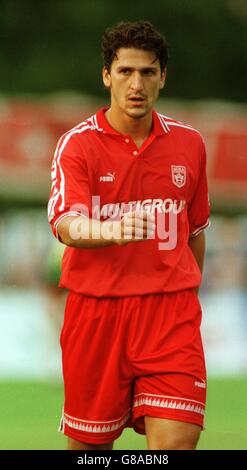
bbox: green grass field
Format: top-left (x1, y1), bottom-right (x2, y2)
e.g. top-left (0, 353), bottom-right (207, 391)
top-left (1, 377), bottom-right (246, 450)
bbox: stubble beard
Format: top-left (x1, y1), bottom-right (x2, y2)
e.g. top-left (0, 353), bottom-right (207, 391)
top-left (124, 102), bottom-right (150, 120)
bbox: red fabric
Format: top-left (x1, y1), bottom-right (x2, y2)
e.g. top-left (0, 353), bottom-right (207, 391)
top-left (61, 289), bottom-right (206, 444)
top-left (48, 107), bottom-right (210, 296)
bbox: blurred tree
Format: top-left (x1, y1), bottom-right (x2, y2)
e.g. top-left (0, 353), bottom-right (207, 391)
top-left (0, 0), bottom-right (246, 101)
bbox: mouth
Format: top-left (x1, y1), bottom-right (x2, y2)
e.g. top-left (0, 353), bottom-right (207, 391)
top-left (128, 96), bottom-right (146, 106)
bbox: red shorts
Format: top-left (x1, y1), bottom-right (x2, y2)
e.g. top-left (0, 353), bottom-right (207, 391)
top-left (60, 289), bottom-right (207, 445)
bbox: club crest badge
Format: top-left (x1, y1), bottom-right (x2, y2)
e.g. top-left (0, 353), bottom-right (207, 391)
top-left (171, 165), bottom-right (186, 188)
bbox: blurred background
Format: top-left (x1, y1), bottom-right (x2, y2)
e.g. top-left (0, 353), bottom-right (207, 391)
top-left (0, 0), bottom-right (247, 450)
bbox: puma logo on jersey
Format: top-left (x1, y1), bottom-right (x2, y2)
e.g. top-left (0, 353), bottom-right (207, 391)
top-left (194, 381), bottom-right (206, 389)
top-left (100, 172), bottom-right (116, 182)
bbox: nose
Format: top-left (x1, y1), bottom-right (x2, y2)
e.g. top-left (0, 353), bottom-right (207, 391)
top-left (130, 71), bottom-right (144, 92)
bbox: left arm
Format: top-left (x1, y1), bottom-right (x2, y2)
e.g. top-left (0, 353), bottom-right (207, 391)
top-left (187, 138), bottom-right (209, 294)
top-left (188, 231), bottom-right (206, 293)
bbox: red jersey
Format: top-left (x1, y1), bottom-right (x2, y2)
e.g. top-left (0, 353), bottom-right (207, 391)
top-left (48, 107), bottom-right (210, 297)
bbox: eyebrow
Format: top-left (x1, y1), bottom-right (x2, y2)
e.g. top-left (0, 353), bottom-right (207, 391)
top-left (116, 66), bottom-right (158, 72)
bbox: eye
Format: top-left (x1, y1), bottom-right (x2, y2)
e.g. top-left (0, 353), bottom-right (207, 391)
top-left (143, 69), bottom-right (155, 76)
top-left (120, 68), bottom-right (131, 75)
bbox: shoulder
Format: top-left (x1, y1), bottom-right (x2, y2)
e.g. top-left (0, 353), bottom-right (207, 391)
top-left (55, 113), bottom-right (100, 152)
top-left (157, 112), bottom-right (204, 143)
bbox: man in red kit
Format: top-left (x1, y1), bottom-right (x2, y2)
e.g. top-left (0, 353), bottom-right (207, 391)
top-left (48, 21), bottom-right (210, 450)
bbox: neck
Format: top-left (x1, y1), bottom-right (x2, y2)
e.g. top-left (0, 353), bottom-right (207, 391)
top-left (105, 106), bottom-right (153, 141)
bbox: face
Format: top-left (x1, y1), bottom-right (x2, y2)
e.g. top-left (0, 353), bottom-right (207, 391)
top-left (102, 48), bottom-right (166, 120)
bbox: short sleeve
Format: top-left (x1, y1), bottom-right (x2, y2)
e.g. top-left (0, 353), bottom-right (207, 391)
top-left (188, 139), bottom-right (210, 238)
top-left (47, 133), bottom-right (91, 239)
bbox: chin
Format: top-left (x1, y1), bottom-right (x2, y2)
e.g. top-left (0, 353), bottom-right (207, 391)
top-left (126, 108), bottom-right (147, 119)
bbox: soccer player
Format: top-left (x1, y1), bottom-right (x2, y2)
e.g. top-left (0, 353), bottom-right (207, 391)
top-left (48, 21), bottom-right (210, 450)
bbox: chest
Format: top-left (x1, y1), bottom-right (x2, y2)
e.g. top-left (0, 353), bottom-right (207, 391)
top-left (85, 135), bottom-right (199, 205)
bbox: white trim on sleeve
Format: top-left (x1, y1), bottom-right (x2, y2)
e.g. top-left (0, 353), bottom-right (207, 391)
top-left (54, 211), bottom-right (87, 239)
top-left (189, 219), bottom-right (210, 238)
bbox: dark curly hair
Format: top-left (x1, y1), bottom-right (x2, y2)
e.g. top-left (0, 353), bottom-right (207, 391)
top-left (101, 20), bottom-right (169, 72)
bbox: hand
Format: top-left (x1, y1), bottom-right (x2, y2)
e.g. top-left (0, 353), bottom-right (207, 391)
top-left (112, 210), bottom-right (156, 246)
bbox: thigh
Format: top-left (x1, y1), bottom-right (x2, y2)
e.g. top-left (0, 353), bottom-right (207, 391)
top-left (133, 371), bottom-right (206, 435)
top-left (145, 417), bottom-right (201, 450)
top-left (67, 437), bottom-right (114, 450)
top-left (131, 289), bottom-right (206, 380)
top-left (131, 290), bottom-right (207, 436)
top-left (60, 292), bottom-right (134, 445)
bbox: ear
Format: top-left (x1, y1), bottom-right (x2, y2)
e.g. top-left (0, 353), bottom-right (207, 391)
top-left (159, 68), bottom-right (167, 90)
top-left (102, 67), bottom-right (111, 89)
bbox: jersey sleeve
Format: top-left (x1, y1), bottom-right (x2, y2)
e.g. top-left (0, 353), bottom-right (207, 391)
top-left (47, 132), bottom-right (91, 240)
top-left (188, 139), bottom-right (210, 238)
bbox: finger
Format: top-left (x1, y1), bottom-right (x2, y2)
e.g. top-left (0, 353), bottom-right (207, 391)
top-left (123, 226), bottom-right (155, 240)
top-left (123, 214), bottom-right (155, 230)
top-left (123, 226), bottom-right (144, 239)
top-left (134, 211), bottom-right (155, 223)
top-left (124, 210), bottom-right (155, 223)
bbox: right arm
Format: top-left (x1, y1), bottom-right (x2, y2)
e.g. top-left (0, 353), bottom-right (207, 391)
top-left (48, 133), bottom-right (154, 248)
top-left (57, 212), bottom-right (155, 249)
